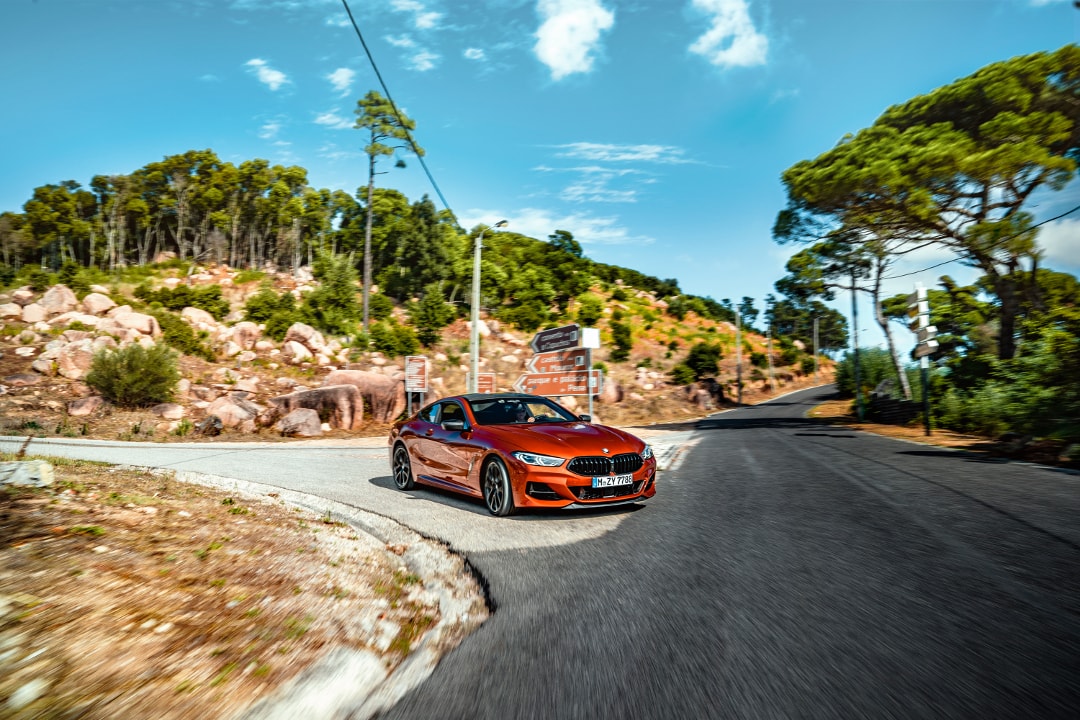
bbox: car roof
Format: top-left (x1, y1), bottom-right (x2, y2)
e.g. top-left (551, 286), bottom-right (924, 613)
top-left (458, 393), bottom-right (546, 402)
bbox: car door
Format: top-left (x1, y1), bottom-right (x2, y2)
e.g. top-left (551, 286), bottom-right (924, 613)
top-left (408, 403), bottom-right (442, 479)
top-left (426, 401), bottom-right (485, 494)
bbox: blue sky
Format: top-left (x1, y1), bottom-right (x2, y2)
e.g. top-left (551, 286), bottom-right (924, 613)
top-left (2, 0), bottom-right (1078, 349)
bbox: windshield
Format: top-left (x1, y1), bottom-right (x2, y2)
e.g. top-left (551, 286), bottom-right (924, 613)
top-left (468, 397), bottom-right (579, 426)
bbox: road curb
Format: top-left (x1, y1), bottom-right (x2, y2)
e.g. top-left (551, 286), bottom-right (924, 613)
top-left (152, 468), bottom-right (488, 720)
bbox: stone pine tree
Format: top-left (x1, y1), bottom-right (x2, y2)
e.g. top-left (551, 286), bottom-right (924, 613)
top-left (353, 90), bottom-right (424, 332)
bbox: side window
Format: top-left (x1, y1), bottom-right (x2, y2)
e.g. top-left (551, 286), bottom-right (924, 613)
top-left (418, 404), bottom-right (440, 423)
top-left (440, 402), bottom-right (466, 425)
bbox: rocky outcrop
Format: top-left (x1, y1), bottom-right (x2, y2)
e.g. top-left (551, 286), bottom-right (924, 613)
top-left (321, 369), bottom-right (405, 423)
top-left (81, 292), bottom-right (116, 316)
top-left (284, 322), bottom-right (326, 354)
top-left (265, 385), bottom-right (364, 431)
top-left (232, 321), bottom-right (261, 350)
top-left (56, 340), bottom-right (96, 380)
top-left (205, 396), bottom-right (264, 432)
top-left (275, 408), bottom-right (323, 437)
top-left (67, 396), bottom-right (105, 417)
top-left (41, 285), bottom-right (78, 315)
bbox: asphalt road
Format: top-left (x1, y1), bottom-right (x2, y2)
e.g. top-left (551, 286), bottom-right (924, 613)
top-left (381, 386), bottom-right (1080, 720)
top-left (5, 385), bottom-right (1080, 718)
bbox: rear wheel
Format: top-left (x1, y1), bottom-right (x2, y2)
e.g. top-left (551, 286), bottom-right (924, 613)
top-left (393, 444), bottom-right (416, 490)
top-left (482, 457), bottom-right (515, 516)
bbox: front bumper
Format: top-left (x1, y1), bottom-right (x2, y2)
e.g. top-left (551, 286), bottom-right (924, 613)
top-left (508, 456), bottom-right (657, 509)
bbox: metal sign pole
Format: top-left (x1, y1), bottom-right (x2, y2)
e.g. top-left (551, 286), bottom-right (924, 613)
top-left (587, 348), bottom-right (594, 419)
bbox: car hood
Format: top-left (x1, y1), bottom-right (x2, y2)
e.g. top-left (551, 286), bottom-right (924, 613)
top-left (486, 422), bottom-right (644, 457)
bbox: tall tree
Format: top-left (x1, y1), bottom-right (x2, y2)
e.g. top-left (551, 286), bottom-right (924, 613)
top-left (353, 90), bottom-right (423, 332)
top-left (777, 45), bottom-right (1080, 359)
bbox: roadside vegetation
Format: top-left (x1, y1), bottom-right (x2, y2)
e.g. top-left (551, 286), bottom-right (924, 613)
top-left (774, 45), bottom-right (1079, 449)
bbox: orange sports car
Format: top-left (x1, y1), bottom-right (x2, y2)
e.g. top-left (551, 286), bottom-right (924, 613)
top-left (388, 393), bottom-right (657, 516)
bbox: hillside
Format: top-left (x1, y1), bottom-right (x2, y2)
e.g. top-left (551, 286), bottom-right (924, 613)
top-left (0, 262), bottom-right (833, 442)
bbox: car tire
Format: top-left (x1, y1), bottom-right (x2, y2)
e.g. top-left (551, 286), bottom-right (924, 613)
top-left (393, 444), bottom-right (416, 490)
top-left (482, 457), bottom-right (515, 517)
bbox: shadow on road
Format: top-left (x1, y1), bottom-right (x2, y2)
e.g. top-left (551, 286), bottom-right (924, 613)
top-left (895, 449), bottom-right (1010, 464)
top-left (696, 415), bottom-right (830, 431)
top-left (368, 475), bottom-right (644, 521)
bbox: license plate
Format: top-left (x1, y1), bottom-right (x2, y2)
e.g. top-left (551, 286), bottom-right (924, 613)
top-left (592, 473), bottom-right (633, 488)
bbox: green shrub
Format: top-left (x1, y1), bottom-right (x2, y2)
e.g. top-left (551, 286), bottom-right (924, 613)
top-left (611, 287), bottom-right (629, 302)
top-left (669, 363), bottom-right (696, 385)
top-left (576, 294), bottom-right (604, 326)
top-left (86, 343), bottom-right (180, 407)
top-left (233, 269), bottom-right (266, 284)
top-left (685, 342), bottom-right (723, 379)
top-left (149, 309), bottom-right (215, 360)
top-left (0, 264), bottom-right (16, 288)
top-left (23, 267), bottom-right (52, 292)
top-left (834, 347), bottom-right (897, 398)
top-left (369, 321), bottom-right (419, 358)
top-left (750, 351), bottom-right (767, 368)
top-left (408, 284), bottom-right (455, 347)
top-left (135, 283), bottom-right (230, 320)
top-left (609, 321), bottom-right (632, 362)
top-left (800, 356), bottom-right (817, 376)
top-left (369, 293), bottom-right (394, 321)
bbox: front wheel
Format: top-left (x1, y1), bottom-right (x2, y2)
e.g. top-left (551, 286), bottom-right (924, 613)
top-left (393, 444), bottom-right (416, 490)
top-left (482, 457), bottom-right (515, 517)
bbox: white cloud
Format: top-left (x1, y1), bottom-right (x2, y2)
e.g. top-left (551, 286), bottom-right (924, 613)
top-left (245, 58), bottom-right (290, 91)
top-left (1037, 217), bottom-right (1080, 270)
top-left (769, 88), bottom-right (799, 104)
top-left (464, 48), bottom-right (486, 61)
top-left (411, 51), bottom-right (440, 71)
top-left (689, 0), bottom-right (768, 69)
top-left (534, 0), bottom-right (615, 81)
top-left (553, 142), bottom-right (695, 164)
top-left (325, 13), bottom-right (352, 28)
top-left (1029, 0), bottom-right (1069, 6)
top-left (200, 74), bottom-right (220, 82)
top-left (386, 34), bottom-right (417, 48)
top-left (391, 0), bottom-right (443, 29)
top-left (536, 165), bottom-right (647, 203)
top-left (326, 67), bottom-right (355, 96)
top-left (258, 121), bottom-right (282, 140)
top-left (460, 207), bottom-right (654, 246)
top-left (314, 110), bottom-right (353, 130)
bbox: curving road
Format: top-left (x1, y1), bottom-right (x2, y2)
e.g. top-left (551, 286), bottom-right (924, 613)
top-left (5, 385), bottom-right (1080, 718)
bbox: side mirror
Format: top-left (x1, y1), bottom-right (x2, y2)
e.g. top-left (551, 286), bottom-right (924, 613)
top-left (443, 419), bottom-right (467, 432)
top-left (578, 414), bottom-right (592, 423)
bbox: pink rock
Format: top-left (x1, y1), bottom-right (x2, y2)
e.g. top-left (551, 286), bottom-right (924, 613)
top-left (232, 321), bottom-right (261, 350)
top-left (283, 340), bottom-right (313, 364)
top-left (151, 403), bottom-right (185, 420)
top-left (0, 303), bottom-right (21, 319)
top-left (12, 288), bottom-right (35, 306)
top-left (205, 396), bottom-right (264, 429)
top-left (56, 340), bottom-right (95, 380)
top-left (283, 322), bottom-right (326, 353)
top-left (266, 385), bottom-right (364, 431)
top-left (67, 396), bottom-right (104, 416)
top-left (181, 306), bottom-right (216, 326)
top-left (41, 285), bottom-right (78, 315)
top-left (21, 303), bottom-right (47, 323)
top-left (321, 369), bottom-right (404, 423)
top-left (81, 293), bottom-right (116, 316)
top-left (112, 310), bottom-right (161, 337)
top-left (275, 408), bottom-right (323, 437)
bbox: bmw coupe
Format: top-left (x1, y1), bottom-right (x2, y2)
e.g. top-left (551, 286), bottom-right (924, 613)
top-left (388, 393), bottom-right (657, 516)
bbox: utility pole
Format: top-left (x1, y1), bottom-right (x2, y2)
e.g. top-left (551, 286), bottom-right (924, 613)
top-left (735, 306), bottom-right (743, 405)
top-left (813, 316), bottom-right (819, 384)
top-left (767, 323), bottom-right (776, 391)
top-left (907, 283), bottom-right (938, 436)
top-left (852, 271), bottom-right (863, 421)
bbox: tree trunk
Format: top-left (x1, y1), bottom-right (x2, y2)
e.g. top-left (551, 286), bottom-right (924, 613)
top-left (994, 273), bottom-right (1019, 360)
top-left (872, 259), bottom-right (912, 399)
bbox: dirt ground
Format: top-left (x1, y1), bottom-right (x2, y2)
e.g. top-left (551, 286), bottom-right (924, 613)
top-left (0, 458), bottom-right (486, 719)
top-left (808, 397), bottom-right (1080, 470)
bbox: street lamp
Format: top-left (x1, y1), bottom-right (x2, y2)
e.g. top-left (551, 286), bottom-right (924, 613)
top-left (470, 219), bottom-right (508, 393)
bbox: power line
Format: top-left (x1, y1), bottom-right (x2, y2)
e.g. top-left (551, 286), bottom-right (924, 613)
top-left (882, 203), bottom-right (1080, 280)
top-left (339, 0), bottom-right (454, 216)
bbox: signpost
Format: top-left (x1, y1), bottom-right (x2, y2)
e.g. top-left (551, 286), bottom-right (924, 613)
top-left (530, 324), bottom-right (581, 353)
top-left (404, 355), bottom-right (429, 414)
top-left (512, 369), bottom-right (603, 396)
top-left (476, 372), bottom-right (497, 394)
top-left (526, 347), bottom-right (589, 374)
top-left (907, 285), bottom-right (937, 436)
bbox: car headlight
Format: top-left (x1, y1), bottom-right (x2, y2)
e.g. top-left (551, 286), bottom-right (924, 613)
top-left (512, 451), bottom-right (565, 467)
top-left (641, 445), bottom-right (653, 460)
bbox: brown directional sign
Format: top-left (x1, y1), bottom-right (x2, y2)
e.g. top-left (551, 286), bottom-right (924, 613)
top-left (476, 372), bottom-right (497, 394)
top-left (513, 369), bottom-right (603, 396)
top-left (527, 347), bottom-right (589, 374)
top-left (530, 323), bottom-right (581, 353)
top-left (404, 355), bottom-right (429, 393)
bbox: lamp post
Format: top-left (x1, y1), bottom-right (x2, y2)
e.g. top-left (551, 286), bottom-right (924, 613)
top-left (470, 219), bottom-right (508, 393)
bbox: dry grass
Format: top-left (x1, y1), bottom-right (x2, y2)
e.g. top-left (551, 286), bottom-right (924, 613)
top-left (0, 458), bottom-right (481, 719)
